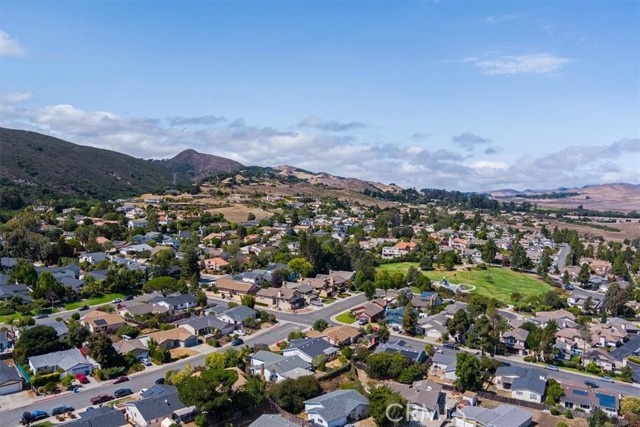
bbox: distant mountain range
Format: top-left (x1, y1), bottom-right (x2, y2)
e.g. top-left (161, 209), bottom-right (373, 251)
top-left (1, 127), bottom-right (638, 211)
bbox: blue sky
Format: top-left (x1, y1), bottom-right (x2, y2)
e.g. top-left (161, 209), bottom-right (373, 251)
top-left (1, 0), bottom-right (639, 191)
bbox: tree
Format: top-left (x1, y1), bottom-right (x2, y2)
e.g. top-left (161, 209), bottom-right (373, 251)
top-left (181, 246), bottom-right (201, 284)
top-left (454, 352), bottom-right (482, 392)
top-left (604, 283), bottom-right (629, 316)
top-left (620, 396), bottom-right (640, 418)
top-left (510, 241), bottom-right (533, 271)
top-left (362, 280), bottom-right (376, 300)
top-left (542, 290), bottom-right (565, 309)
top-left (448, 309), bottom-right (471, 344)
top-left (143, 276), bottom-right (181, 296)
top-left (562, 270), bottom-right (570, 285)
top-left (366, 352), bottom-right (411, 380)
top-left (545, 379), bottom-right (564, 405)
top-left (588, 409), bottom-right (611, 427)
top-left (10, 261), bottom-right (37, 286)
top-left (270, 268), bottom-right (290, 287)
top-left (67, 320), bottom-right (90, 348)
top-left (313, 319), bottom-right (328, 331)
top-left (61, 373), bottom-right (75, 389)
top-left (32, 271), bottom-right (64, 301)
top-left (578, 263), bottom-right (591, 287)
top-left (539, 320), bottom-right (559, 362)
top-left (240, 295), bottom-right (256, 309)
top-left (115, 324), bottom-right (140, 339)
top-left (196, 289), bottom-right (208, 307)
top-left (402, 303), bottom-right (418, 336)
top-left (579, 322), bottom-right (591, 367)
top-left (14, 325), bottom-right (66, 364)
top-left (288, 258), bottom-right (314, 278)
top-left (88, 333), bottom-right (120, 368)
top-left (481, 239), bottom-right (498, 264)
top-left (268, 376), bottom-right (321, 413)
top-left (369, 386), bottom-right (406, 427)
top-left (178, 368), bottom-right (238, 421)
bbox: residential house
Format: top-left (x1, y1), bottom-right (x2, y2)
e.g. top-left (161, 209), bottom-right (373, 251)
top-left (217, 306), bottom-right (258, 327)
top-left (256, 288), bottom-right (305, 310)
top-left (350, 301), bottom-right (385, 323)
top-left (374, 339), bottom-right (427, 363)
top-left (31, 321), bottom-right (68, 339)
top-left (0, 362), bottom-right (23, 395)
top-left (452, 404), bottom-right (533, 427)
top-left (590, 322), bottom-right (628, 348)
top-left (82, 311), bottom-right (127, 334)
top-left (416, 313), bottom-right (449, 340)
top-left (533, 309), bottom-right (576, 329)
top-left (28, 348), bottom-right (94, 376)
top-left (124, 385), bottom-right (185, 427)
top-left (494, 366), bottom-right (547, 403)
top-left (283, 338), bottom-right (339, 364)
top-left (202, 257), bottom-right (229, 272)
top-left (584, 349), bottom-right (618, 372)
top-left (315, 325), bottom-right (361, 346)
top-left (149, 294), bottom-right (198, 311)
top-left (215, 278), bottom-right (259, 296)
top-left (144, 327), bottom-right (198, 350)
top-left (610, 335), bottom-right (640, 367)
top-left (388, 380), bottom-right (443, 421)
top-left (250, 350), bottom-right (313, 382)
top-left (121, 303), bottom-right (171, 317)
top-left (385, 307), bottom-right (407, 329)
top-left (0, 283), bottom-right (32, 304)
top-left (175, 315), bottom-right (235, 336)
top-left (0, 332), bottom-right (12, 352)
top-left (60, 406), bottom-right (128, 427)
top-left (567, 290), bottom-right (604, 312)
top-left (411, 291), bottom-right (442, 309)
top-left (249, 414), bottom-right (301, 427)
top-left (430, 348), bottom-right (458, 381)
top-left (127, 219), bottom-right (148, 229)
top-left (560, 384), bottom-right (618, 418)
top-left (78, 252), bottom-right (110, 265)
top-left (283, 282), bottom-right (318, 304)
top-left (114, 339), bottom-right (149, 360)
top-left (501, 328), bottom-right (529, 356)
top-left (300, 277), bottom-right (333, 298)
top-left (304, 389), bottom-right (369, 427)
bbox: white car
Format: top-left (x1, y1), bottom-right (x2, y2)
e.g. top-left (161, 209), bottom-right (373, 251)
top-left (141, 358), bottom-right (152, 366)
top-left (233, 330), bottom-right (246, 336)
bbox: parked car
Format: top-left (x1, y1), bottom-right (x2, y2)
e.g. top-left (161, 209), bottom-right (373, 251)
top-left (124, 295), bottom-right (134, 301)
top-left (35, 313), bottom-right (48, 319)
top-left (112, 298), bottom-right (122, 304)
top-left (51, 405), bottom-right (74, 415)
top-left (114, 388), bottom-right (133, 398)
top-left (358, 317), bottom-right (369, 325)
top-left (233, 330), bottom-right (246, 336)
top-left (231, 338), bottom-right (244, 346)
top-left (311, 300), bottom-right (323, 307)
top-left (155, 378), bottom-right (165, 385)
top-left (20, 410), bottom-right (48, 425)
top-left (90, 394), bottom-right (113, 405)
top-left (76, 374), bottom-right (90, 384)
top-left (113, 376), bottom-right (129, 384)
top-left (78, 305), bottom-right (90, 311)
top-left (584, 380), bottom-right (599, 388)
top-left (141, 357), bottom-right (152, 366)
top-left (545, 365), bottom-right (559, 372)
top-left (443, 343), bottom-right (459, 350)
top-left (599, 376), bottom-right (614, 383)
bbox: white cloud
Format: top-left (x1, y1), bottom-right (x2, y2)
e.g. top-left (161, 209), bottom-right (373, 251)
top-left (298, 116), bottom-right (366, 132)
top-left (464, 53), bottom-right (572, 75)
top-left (1, 99), bottom-right (637, 192)
top-left (2, 91), bottom-right (33, 104)
top-left (0, 30), bottom-right (27, 57)
top-left (452, 132), bottom-right (492, 151)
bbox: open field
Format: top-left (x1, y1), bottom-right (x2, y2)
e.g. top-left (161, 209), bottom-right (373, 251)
top-left (206, 204), bottom-right (271, 224)
top-left (377, 264), bottom-right (553, 303)
top-left (377, 262), bottom-right (420, 274)
top-left (64, 293), bottom-right (130, 310)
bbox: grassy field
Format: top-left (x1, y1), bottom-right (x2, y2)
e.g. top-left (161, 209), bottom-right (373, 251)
top-left (336, 312), bottom-right (356, 324)
top-left (64, 293), bottom-right (128, 310)
top-left (376, 264), bottom-right (552, 303)
top-left (377, 262), bottom-right (420, 274)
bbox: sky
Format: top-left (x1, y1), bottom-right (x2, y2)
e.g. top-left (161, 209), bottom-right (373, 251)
top-left (1, 0), bottom-right (639, 191)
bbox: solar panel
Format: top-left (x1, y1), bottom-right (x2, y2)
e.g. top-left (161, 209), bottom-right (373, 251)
top-left (596, 393), bottom-right (616, 408)
top-left (572, 389), bottom-right (588, 396)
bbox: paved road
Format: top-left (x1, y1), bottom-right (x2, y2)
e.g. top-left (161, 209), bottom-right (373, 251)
top-left (0, 322), bottom-right (304, 426)
top-left (556, 243), bottom-right (571, 272)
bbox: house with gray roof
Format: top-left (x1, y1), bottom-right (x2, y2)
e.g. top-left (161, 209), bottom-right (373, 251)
top-left (78, 252), bottom-right (110, 265)
top-left (494, 366), bottom-right (547, 403)
top-left (0, 362), bottom-right (24, 395)
top-left (559, 383), bottom-right (618, 418)
top-left (430, 348), bottom-right (458, 380)
top-left (28, 348), bottom-right (94, 376)
top-left (452, 404), bottom-right (532, 427)
top-left (250, 350), bottom-right (313, 382)
top-left (217, 305), bottom-right (258, 326)
top-left (175, 315), bottom-right (235, 336)
top-left (304, 389), bottom-right (369, 427)
top-left (124, 385), bottom-right (186, 427)
top-left (0, 283), bottom-right (32, 304)
top-left (374, 339), bottom-right (426, 363)
top-left (28, 320), bottom-right (68, 338)
top-left (249, 414), bottom-right (301, 427)
top-left (388, 380), bottom-right (443, 421)
top-left (59, 406), bottom-right (127, 427)
top-left (283, 338), bottom-right (338, 364)
top-left (149, 293), bottom-right (197, 311)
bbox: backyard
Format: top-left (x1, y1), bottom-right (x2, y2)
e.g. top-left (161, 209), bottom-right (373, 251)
top-left (377, 264), bottom-right (552, 304)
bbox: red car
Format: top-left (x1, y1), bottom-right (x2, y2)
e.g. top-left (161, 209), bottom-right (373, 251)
top-left (90, 394), bottom-right (112, 405)
top-left (76, 374), bottom-right (89, 384)
top-left (113, 376), bottom-right (129, 384)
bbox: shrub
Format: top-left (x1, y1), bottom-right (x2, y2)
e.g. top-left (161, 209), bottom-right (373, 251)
top-left (71, 313), bottom-right (80, 321)
top-left (564, 409), bottom-right (573, 419)
top-left (32, 372), bottom-right (62, 388)
top-left (0, 307), bottom-right (16, 316)
top-left (101, 366), bottom-right (127, 379)
top-left (557, 423), bottom-right (568, 427)
top-left (206, 338), bottom-right (220, 348)
top-left (523, 356), bottom-right (536, 363)
top-left (550, 407), bottom-right (560, 415)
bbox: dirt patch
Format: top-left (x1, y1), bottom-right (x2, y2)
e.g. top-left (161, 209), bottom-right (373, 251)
top-left (206, 204), bottom-right (271, 224)
top-left (532, 411), bottom-right (588, 427)
top-left (170, 348), bottom-right (197, 359)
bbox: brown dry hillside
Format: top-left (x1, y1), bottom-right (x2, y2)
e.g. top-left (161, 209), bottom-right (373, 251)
top-left (164, 149), bottom-right (244, 181)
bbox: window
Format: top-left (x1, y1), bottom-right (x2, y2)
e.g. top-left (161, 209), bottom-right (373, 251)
top-left (516, 391), bottom-right (523, 396)
top-left (530, 393), bottom-right (537, 400)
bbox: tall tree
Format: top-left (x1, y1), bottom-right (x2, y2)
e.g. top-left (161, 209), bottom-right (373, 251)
top-left (88, 333), bottom-right (120, 368)
top-left (481, 239), bottom-right (498, 264)
top-left (369, 386), bottom-right (407, 427)
top-left (402, 303), bottom-right (418, 336)
top-left (578, 263), bottom-right (591, 287)
top-left (454, 352), bottom-right (483, 392)
top-left (14, 325), bottom-right (67, 364)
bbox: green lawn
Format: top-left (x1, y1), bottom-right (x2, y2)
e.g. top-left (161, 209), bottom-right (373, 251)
top-left (321, 297), bottom-right (336, 304)
top-left (64, 293), bottom-right (128, 310)
top-left (33, 422), bottom-right (55, 427)
top-left (377, 262), bottom-right (420, 274)
top-left (376, 263), bottom-right (552, 304)
top-left (336, 312), bottom-right (356, 324)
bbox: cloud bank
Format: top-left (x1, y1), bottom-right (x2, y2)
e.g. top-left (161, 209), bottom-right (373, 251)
top-left (464, 53), bottom-right (571, 75)
top-left (0, 30), bottom-right (27, 57)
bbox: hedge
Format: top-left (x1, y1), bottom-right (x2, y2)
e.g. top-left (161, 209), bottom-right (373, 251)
top-left (32, 372), bottom-right (61, 388)
top-left (318, 362), bottom-right (352, 381)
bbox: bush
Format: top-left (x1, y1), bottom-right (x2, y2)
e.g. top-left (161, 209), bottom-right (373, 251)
top-left (523, 356), bottom-right (536, 363)
top-left (550, 407), bottom-right (560, 415)
top-left (71, 313), bottom-right (80, 321)
top-left (0, 307), bottom-right (16, 316)
top-left (32, 372), bottom-right (62, 388)
top-left (564, 409), bottom-right (573, 419)
top-left (101, 366), bottom-right (127, 379)
top-left (557, 423), bottom-right (568, 427)
top-left (206, 338), bottom-right (220, 347)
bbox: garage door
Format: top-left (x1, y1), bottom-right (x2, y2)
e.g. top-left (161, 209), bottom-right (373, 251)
top-left (0, 381), bottom-right (22, 395)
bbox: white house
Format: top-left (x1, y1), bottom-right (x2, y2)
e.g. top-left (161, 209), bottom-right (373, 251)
top-left (304, 389), bottom-right (369, 427)
top-left (28, 348), bottom-right (94, 377)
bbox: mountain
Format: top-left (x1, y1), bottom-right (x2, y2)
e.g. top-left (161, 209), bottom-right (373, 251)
top-left (272, 165), bottom-right (403, 194)
top-left (0, 127), bottom-right (175, 199)
top-left (163, 149), bottom-right (244, 181)
top-left (489, 183), bottom-right (640, 212)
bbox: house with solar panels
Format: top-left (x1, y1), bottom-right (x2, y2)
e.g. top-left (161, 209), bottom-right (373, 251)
top-left (559, 384), bottom-right (618, 418)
